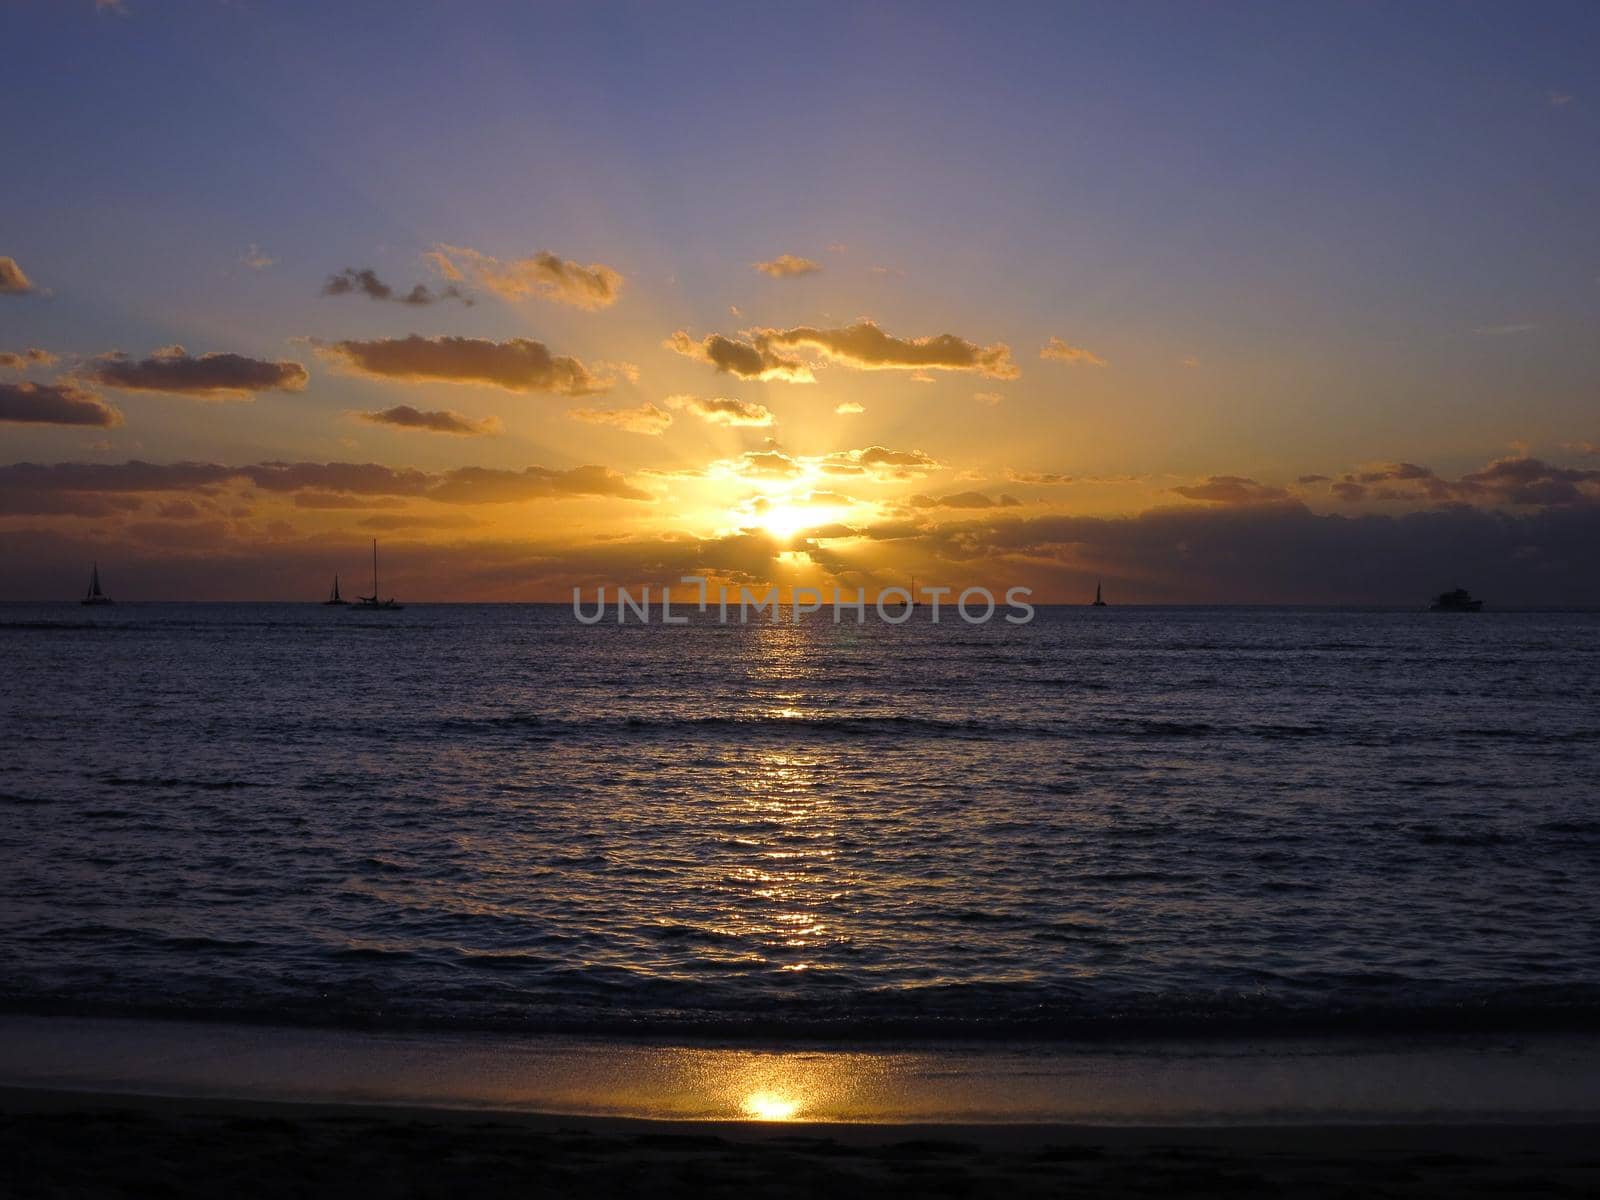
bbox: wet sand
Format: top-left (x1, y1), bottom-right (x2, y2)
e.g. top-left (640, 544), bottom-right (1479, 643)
top-left (4, 1087), bottom-right (1599, 1198)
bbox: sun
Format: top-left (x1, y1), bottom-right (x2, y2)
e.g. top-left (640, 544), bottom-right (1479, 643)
top-left (755, 501), bottom-right (815, 541)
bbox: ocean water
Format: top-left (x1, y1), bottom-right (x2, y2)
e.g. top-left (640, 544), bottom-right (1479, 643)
top-left (1, 603), bottom-right (1597, 1041)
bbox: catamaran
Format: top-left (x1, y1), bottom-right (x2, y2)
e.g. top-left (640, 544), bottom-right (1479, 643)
top-left (352, 539), bottom-right (403, 610)
top-left (81, 562), bottom-right (113, 606)
top-left (323, 574), bottom-right (348, 606)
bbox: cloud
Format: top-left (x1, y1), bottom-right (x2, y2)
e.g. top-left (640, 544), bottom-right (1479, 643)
top-left (1296, 473), bottom-right (1330, 484)
top-left (1458, 456), bottom-right (1600, 506)
top-left (1548, 90), bottom-right (1574, 107)
top-left (0, 348), bottom-right (57, 369)
top-left (569, 402), bottom-right (673, 435)
top-left (908, 491), bottom-right (1021, 509)
top-left (355, 405), bottom-right (502, 436)
top-left (818, 445), bottom-right (942, 479)
top-left (359, 513), bottom-right (480, 531)
top-left (1328, 456), bottom-right (1600, 507)
top-left (1007, 470), bottom-right (1073, 484)
top-left (665, 330), bottom-right (812, 383)
top-left (1473, 323), bottom-right (1535, 336)
top-left (0, 458), bottom-right (649, 508)
top-left (0, 382), bottom-right (123, 427)
top-left (0, 257), bottom-right (36, 295)
top-left (1178, 355), bottom-right (1200, 368)
top-left (834, 401), bottom-right (865, 415)
top-left (426, 465), bottom-right (650, 504)
top-left (426, 245), bottom-right (621, 310)
top-left (91, 346), bottom-right (309, 398)
top-left (731, 449), bottom-right (805, 480)
top-left (754, 254), bottom-right (821, 278)
top-left (322, 267), bottom-right (471, 307)
top-left (241, 244), bottom-right (275, 271)
top-left (756, 321), bottom-right (1020, 379)
top-left (1172, 475), bottom-right (1292, 504)
top-left (1039, 337), bottom-right (1106, 366)
top-left (320, 335), bottom-right (608, 395)
top-left (666, 394), bottom-right (775, 427)
top-left (974, 392), bottom-right (1003, 406)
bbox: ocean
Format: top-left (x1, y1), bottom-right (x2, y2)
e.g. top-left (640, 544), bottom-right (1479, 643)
top-left (2, 603), bottom-right (1597, 1042)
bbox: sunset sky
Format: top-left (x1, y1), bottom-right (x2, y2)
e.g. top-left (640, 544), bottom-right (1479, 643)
top-left (3, 0), bottom-right (1598, 602)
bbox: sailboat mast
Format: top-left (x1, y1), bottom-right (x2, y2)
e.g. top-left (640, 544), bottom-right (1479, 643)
top-left (372, 538), bottom-right (379, 598)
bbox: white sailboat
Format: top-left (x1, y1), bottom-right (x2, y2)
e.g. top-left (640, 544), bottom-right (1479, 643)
top-left (352, 539), bottom-right (403, 610)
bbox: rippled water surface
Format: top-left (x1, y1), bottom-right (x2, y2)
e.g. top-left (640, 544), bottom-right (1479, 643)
top-left (2, 603), bottom-right (1597, 1039)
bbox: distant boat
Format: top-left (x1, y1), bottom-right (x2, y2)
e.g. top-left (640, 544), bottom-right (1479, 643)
top-left (352, 539), bottom-right (403, 610)
top-left (80, 562), bottom-right (113, 606)
top-left (323, 574), bottom-right (348, 606)
top-left (1429, 587), bottom-right (1483, 613)
top-left (1091, 581), bottom-right (1107, 607)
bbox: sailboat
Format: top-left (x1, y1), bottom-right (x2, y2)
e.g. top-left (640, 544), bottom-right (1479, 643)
top-left (80, 562), bottom-right (113, 606)
top-left (352, 539), bottom-right (403, 610)
top-left (323, 574), bottom-right (348, 606)
top-left (1091, 581), bottom-right (1107, 607)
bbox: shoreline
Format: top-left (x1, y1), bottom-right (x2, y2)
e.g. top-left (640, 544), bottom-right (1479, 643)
top-left (4, 1015), bottom-right (1600, 1127)
top-left (4, 1086), bottom-right (1598, 1198)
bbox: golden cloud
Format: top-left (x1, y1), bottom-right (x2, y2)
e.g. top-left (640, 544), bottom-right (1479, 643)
top-left (757, 321), bottom-right (1019, 379)
top-left (0, 348), bottom-right (57, 369)
top-left (666, 394), bottom-right (775, 427)
top-left (427, 245), bottom-right (622, 310)
top-left (569, 402), bottom-right (674, 435)
top-left (355, 406), bottom-right (502, 436)
top-left (0, 257), bottom-right (35, 295)
top-left (1040, 337), bottom-right (1106, 366)
top-left (754, 254), bottom-right (821, 278)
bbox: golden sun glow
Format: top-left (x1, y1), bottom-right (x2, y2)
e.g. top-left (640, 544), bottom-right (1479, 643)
top-left (741, 1090), bottom-right (801, 1121)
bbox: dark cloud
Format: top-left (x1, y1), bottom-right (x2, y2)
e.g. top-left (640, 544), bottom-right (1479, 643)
top-left (425, 465), bottom-right (650, 504)
top-left (817, 446), bottom-right (942, 479)
top-left (358, 513), bottom-right (480, 531)
top-left (665, 330), bottom-right (811, 383)
top-left (0, 257), bottom-right (35, 295)
top-left (91, 346), bottom-right (308, 398)
top-left (355, 406), bottom-right (501, 436)
top-left (909, 491), bottom-right (1021, 509)
top-left (1007, 470), bottom-right (1074, 484)
top-left (1172, 476), bottom-right (1292, 504)
top-left (321, 335), bottom-right (608, 395)
top-left (1329, 457), bottom-right (1600, 507)
top-left (0, 458), bottom-right (650, 514)
top-left (322, 268), bottom-right (471, 307)
top-left (1296, 473), bottom-right (1330, 485)
top-left (0, 382), bottom-right (123, 427)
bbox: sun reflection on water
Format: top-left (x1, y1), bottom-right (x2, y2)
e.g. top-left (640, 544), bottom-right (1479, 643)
top-left (741, 1090), bottom-right (801, 1121)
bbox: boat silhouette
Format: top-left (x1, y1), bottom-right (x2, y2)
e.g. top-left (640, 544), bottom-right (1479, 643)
top-left (80, 562), bottom-right (113, 606)
top-left (323, 574), bottom-right (348, 606)
top-left (1091, 581), bottom-right (1107, 607)
top-left (1429, 587), bottom-right (1483, 612)
top-left (352, 539), bottom-right (403, 610)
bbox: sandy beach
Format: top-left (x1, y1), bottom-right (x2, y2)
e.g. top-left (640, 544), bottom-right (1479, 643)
top-left (4, 1087), bottom-right (1599, 1198)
